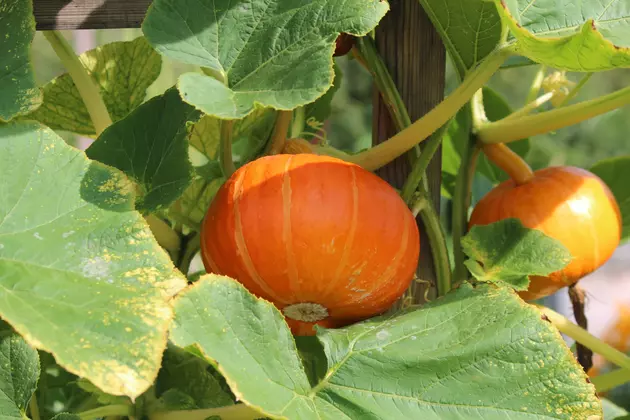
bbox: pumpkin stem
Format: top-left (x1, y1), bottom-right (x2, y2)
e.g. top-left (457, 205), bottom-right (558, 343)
top-left (282, 303), bottom-right (329, 323)
top-left (481, 143), bottom-right (534, 185)
top-left (266, 110), bottom-right (293, 155)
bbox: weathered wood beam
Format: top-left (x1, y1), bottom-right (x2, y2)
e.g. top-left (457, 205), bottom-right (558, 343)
top-left (33, 0), bottom-right (151, 30)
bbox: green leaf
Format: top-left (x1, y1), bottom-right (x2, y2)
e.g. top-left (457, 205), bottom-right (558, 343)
top-left (0, 0), bottom-right (42, 121)
top-left (155, 345), bottom-right (234, 410)
top-left (0, 334), bottom-right (40, 419)
top-left (462, 218), bottom-right (572, 290)
top-left (0, 121), bottom-right (186, 399)
top-left (86, 87), bottom-right (201, 213)
top-left (495, 0), bottom-right (630, 71)
top-left (25, 36), bottom-right (162, 137)
top-left (76, 379), bottom-right (129, 406)
top-left (167, 109), bottom-right (275, 230)
top-left (591, 156), bottom-right (630, 242)
top-left (171, 274), bottom-right (600, 419)
top-left (142, 0), bottom-right (388, 119)
top-left (419, 0), bottom-right (503, 78)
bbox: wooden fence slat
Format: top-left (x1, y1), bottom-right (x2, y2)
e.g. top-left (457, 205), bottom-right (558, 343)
top-left (33, 0), bottom-right (151, 30)
top-left (373, 0), bottom-right (446, 305)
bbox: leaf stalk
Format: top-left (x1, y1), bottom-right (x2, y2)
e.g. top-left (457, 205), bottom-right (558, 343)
top-left (43, 31), bottom-right (112, 136)
top-left (349, 46), bottom-right (511, 171)
top-left (477, 81), bottom-right (630, 145)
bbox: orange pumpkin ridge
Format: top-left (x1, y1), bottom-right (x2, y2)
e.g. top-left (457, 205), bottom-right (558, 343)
top-left (468, 166), bottom-right (621, 301)
top-left (200, 154), bottom-right (420, 335)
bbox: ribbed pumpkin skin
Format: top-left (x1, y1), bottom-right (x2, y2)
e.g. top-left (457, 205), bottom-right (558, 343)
top-left (200, 154), bottom-right (420, 335)
top-left (469, 166), bottom-right (621, 301)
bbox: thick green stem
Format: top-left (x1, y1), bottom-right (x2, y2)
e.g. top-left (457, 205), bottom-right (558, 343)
top-left (478, 82), bottom-right (630, 145)
top-left (349, 46), bottom-right (511, 171)
top-left (145, 215), bottom-right (181, 256)
top-left (451, 131), bottom-right (480, 283)
top-left (266, 110), bottom-right (293, 155)
top-left (590, 368), bottom-right (630, 393)
top-left (78, 404), bottom-right (133, 420)
top-left (540, 307), bottom-right (630, 372)
top-left (220, 120), bottom-right (236, 177)
top-left (401, 123), bottom-right (449, 204)
top-left (355, 37), bottom-right (413, 146)
top-left (291, 106), bottom-right (306, 138)
top-left (43, 31), bottom-right (112, 135)
top-left (150, 404), bottom-right (264, 420)
top-left (413, 193), bottom-right (452, 297)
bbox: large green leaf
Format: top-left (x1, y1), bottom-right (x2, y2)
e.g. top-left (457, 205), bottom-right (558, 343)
top-left (0, 334), bottom-right (40, 419)
top-left (462, 218), bottom-right (573, 290)
top-left (167, 109), bottom-right (275, 230)
top-left (169, 274), bottom-right (600, 419)
top-left (26, 36), bottom-right (162, 137)
top-left (86, 87), bottom-right (201, 213)
top-left (419, 0), bottom-right (503, 78)
top-left (0, 0), bottom-right (42, 121)
top-left (591, 156), bottom-right (630, 242)
top-left (0, 122), bottom-right (186, 399)
top-left (496, 0), bottom-right (630, 71)
top-left (142, 0), bottom-right (388, 119)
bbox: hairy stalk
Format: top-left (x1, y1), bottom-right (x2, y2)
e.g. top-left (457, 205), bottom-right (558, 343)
top-left (539, 306), bottom-right (630, 372)
top-left (220, 120), bottom-right (236, 177)
top-left (481, 143), bottom-right (534, 185)
top-left (266, 110), bottom-right (293, 155)
top-left (43, 31), bottom-right (112, 135)
top-left (478, 82), bottom-right (630, 144)
top-left (401, 124), bottom-right (449, 204)
top-left (557, 72), bottom-right (593, 107)
top-left (524, 65), bottom-right (546, 104)
top-left (590, 368), bottom-right (630, 393)
top-left (347, 46), bottom-right (511, 171)
top-left (145, 215), bottom-right (181, 256)
top-left (355, 36), bottom-right (418, 160)
top-left (290, 106), bottom-right (306, 138)
top-left (149, 404), bottom-right (264, 420)
top-left (78, 404), bottom-right (133, 420)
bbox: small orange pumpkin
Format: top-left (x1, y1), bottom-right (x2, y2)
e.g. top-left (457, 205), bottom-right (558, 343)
top-left (469, 166), bottom-right (622, 301)
top-left (200, 154), bottom-right (420, 335)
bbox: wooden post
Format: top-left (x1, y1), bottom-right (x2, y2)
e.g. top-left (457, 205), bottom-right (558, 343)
top-left (373, 0), bottom-right (446, 304)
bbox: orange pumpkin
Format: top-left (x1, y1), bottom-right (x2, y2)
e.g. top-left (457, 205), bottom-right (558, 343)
top-left (469, 166), bottom-right (621, 301)
top-left (200, 154), bottom-right (420, 335)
